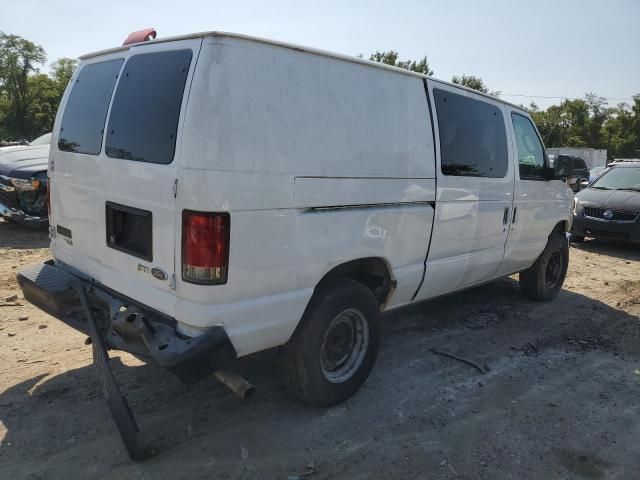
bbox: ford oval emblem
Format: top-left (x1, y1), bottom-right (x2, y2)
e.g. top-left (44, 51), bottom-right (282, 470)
top-left (603, 210), bottom-right (613, 220)
top-left (151, 267), bottom-right (168, 281)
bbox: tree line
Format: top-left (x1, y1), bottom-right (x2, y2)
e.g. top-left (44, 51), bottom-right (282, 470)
top-left (1, 33), bottom-right (638, 160)
top-left (0, 32), bottom-right (77, 142)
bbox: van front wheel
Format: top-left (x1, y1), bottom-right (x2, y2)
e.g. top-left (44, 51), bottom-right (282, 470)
top-left (519, 232), bottom-right (569, 301)
top-left (281, 279), bottom-right (381, 407)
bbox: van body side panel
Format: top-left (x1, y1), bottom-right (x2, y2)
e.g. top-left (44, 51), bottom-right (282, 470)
top-left (176, 38), bottom-right (436, 355)
top-left (181, 38), bottom-right (434, 176)
top-left (173, 204), bottom-right (434, 355)
top-left (293, 177), bottom-right (435, 209)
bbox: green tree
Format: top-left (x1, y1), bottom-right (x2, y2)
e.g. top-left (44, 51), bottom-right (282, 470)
top-left (50, 57), bottom-right (77, 101)
top-left (26, 73), bottom-right (59, 137)
top-left (367, 50), bottom-right (434, 76)
top-left (451, 74), bottom-right (500, 96)
top-left (530, 103), bottom-right (568, 148)
top-left (602, 96), bottom-right (640, 158)
top-left (528, 93), bottom-right (640, 159)
top-left (0, 32), bottom-right (46, 140)
top-left (0, 33), bottom-right (77, 141)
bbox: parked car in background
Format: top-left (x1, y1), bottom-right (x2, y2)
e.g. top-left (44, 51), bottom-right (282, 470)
top-left (29, 132), bottom-right (52, 146)
top-left (550, 154), bottom-right (590, 192)
top-left (0, 132), bottom-right (51, 228)
top-left (571, 160), bottom-right (640, 242)
top-left (0, 139), bottom-right (29, 149)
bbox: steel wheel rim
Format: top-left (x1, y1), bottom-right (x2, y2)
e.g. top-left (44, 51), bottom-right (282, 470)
top-left (545, 250), bottom-right (563, 290)
top-left (320, 308), bottom-right (369, 383)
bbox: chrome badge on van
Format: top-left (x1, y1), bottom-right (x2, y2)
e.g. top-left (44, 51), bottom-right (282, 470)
top-left (151, 267), bottom-right (168, 281)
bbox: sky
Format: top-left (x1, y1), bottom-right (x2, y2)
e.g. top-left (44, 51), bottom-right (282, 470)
top-left (2, 0), bottom-right (639, 109)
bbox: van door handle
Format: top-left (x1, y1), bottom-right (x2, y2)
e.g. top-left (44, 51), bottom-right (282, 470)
top-left (512, 206), bottom-right (517, 224)
top-left (503, 207), bottom-right (509, 225)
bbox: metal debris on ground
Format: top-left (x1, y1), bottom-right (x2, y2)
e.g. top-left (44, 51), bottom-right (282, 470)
top-left (429, 348), bottom-right (488, 374)
top-left (287, 460), bottom-right (318, 479)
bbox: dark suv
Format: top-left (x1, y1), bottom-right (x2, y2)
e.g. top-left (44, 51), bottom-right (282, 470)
top-left (0, 133), bottom-right (50, 228)
top-left (551, 155), bottom-right (590, 192)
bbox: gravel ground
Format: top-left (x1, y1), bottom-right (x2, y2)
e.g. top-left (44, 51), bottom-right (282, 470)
top-left (1, 217), bottom-right (639, 480)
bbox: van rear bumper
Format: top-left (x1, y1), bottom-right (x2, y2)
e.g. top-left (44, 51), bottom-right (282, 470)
top-left (16, 262), bottom-right (237, 383)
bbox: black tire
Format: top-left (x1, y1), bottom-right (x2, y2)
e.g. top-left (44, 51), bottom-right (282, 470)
top-left (520, 232), bottom-right (569, 302)
top-left (571, 234), bottom-right (585, 243)
top-left (280, 278), bottom-right (381, 407)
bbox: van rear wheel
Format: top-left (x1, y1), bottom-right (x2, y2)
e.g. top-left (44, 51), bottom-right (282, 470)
top-left (281, 279), bottom-right (381, 407)
top-left (519, 232), bottom-right (569, 301)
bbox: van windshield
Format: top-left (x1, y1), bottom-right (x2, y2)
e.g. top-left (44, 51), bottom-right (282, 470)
top-left (105, 49), bottom-right (192, 164)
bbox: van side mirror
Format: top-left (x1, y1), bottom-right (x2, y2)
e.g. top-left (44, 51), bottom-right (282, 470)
top-left (579, 178), bottom-right (590, 189)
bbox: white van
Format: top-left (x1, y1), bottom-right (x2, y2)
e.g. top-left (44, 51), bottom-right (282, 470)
top-left (20, 32), bottom-right (572, 408)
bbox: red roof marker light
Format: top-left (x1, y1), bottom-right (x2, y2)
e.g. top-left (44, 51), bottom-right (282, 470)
top-left (122, 28), bottom-right (157, 46)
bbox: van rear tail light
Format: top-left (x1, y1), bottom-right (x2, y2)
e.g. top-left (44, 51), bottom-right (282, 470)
top-left (182, 211), bottom-right (230, 285)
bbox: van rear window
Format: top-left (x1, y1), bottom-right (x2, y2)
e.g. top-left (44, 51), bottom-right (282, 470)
top-left (434, 89), bottom-right (508, 178)
top-left (58, 59), bottom-right (123, 154)
top-left (105, 50), bottom-right (192, 164)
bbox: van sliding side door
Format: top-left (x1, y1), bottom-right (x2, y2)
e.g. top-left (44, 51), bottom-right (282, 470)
top-left (415, 82), bottom-right (515, 301)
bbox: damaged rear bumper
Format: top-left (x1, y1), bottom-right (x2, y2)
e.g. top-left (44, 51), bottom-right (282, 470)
top-left (17, 262), bottom-right (237, 384)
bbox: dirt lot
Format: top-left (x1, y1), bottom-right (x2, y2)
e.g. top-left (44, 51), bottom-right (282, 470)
top-left (1, 218), bottom-right (639, 480)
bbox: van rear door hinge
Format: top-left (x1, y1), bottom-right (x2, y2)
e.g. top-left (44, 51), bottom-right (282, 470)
top-left (169, 274), bottom-right (176, 290)
top-left (172, 179), bottom-right (178, 198)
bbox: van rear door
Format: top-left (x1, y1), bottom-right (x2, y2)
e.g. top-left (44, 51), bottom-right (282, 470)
top-left (50, 39), bottom-right (201, 312)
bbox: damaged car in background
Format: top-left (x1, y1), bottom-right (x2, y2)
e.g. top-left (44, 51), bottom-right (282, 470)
top-left (0, 132), bottom-right (51, 229)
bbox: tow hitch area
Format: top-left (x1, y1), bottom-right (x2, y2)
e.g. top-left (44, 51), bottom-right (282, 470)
top-left (17, 262), bottom-right (253, 460)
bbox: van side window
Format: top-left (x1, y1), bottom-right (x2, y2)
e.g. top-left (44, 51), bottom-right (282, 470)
top-left (58, 59), bottom-right (123, 154)
top-left (105, 50), bottom-right (192, 164)
top-left (433, 89), bottom-right (508, 178)
top-left (511, 113), bottom-right (546, 179)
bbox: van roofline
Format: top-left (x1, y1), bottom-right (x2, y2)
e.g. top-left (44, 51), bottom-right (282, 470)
top-left (79, 31), bottom-right (527, 112)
